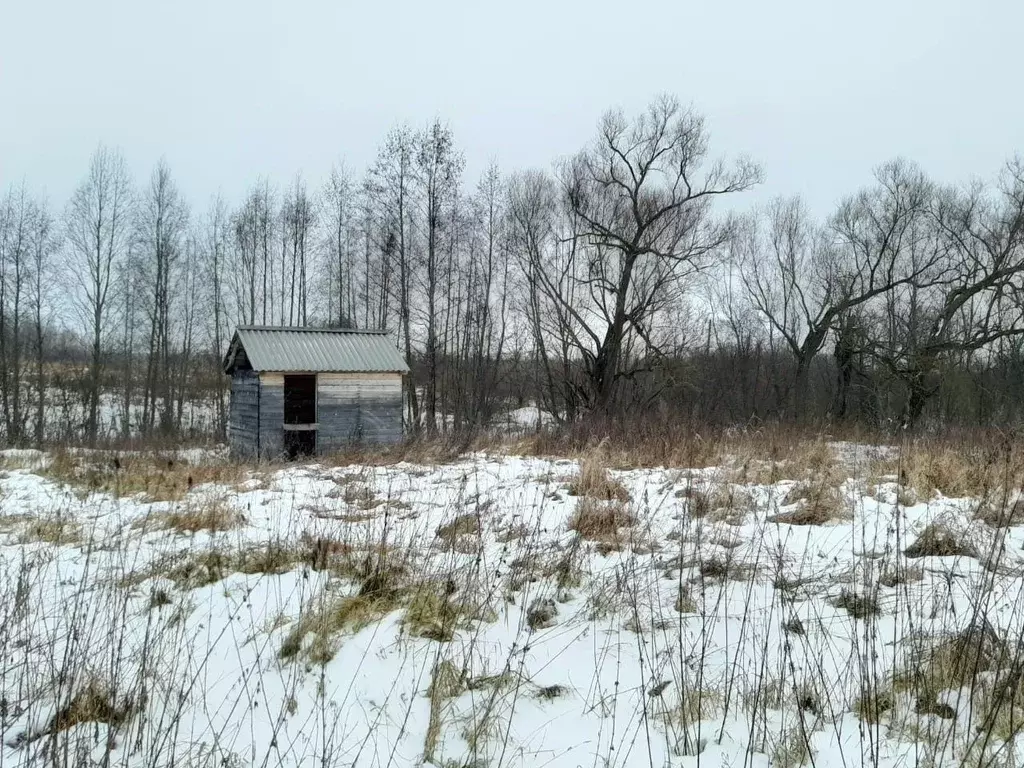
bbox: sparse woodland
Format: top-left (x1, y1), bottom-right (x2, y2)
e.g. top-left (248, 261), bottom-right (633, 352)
top-left (6, 97), bottom-right (1024, 767)
top-left (3, 95), bottom-right (1024, 448)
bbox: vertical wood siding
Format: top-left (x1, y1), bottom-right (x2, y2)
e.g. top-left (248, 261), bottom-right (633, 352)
top-left (228, 371), bottom-right (260, 458)
top-left (259, 372), bottom-right (285, 459)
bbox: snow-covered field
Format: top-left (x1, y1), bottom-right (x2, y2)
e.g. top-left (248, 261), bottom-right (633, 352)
top-left (0, 443), bottom-right (1022, 767)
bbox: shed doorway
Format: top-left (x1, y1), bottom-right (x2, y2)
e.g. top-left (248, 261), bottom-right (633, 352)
top-left (283, 374), bottom-right (317, 460)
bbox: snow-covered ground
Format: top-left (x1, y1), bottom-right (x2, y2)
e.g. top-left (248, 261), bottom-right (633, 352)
top-left (0, 445), bottom-right (1021, 767)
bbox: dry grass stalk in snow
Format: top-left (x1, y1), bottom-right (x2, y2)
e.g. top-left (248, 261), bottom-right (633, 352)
top-left (435, 512), bottom-right (482, 542)
top-left (160, 496), bottom-right (245, 534)
top-left (976, 497), bottom-right (1024, 528)
top-left (45, 449), bottom-right (249, 502)
top-left (768, 483), bottom-right (847, 526)
top-left (423, 659), bottom-right (465, 764)
top-left (876, 439), bottom-right (1018, 500)
top-left (50, 678), bottom-right (139, 734)
top-left (904, 521), bottom-right (979, 559)
top-left (20, 515), bottom-right (82, 545)
top-left (567, 497), bottom-right (636, 551)
top-left (567, 457), bottom-right (630, 502)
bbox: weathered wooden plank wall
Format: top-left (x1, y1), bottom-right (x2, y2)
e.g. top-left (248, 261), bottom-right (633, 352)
top-left (259, 372), bottom-right (285, 459)
top-left (318, 373), bottom-right (403, 451)
top-left (228, 371), bottom-right (259, 458)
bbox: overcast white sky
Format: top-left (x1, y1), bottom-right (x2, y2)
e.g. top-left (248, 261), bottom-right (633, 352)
top-left (1, 0), bottom-right (1021, 218)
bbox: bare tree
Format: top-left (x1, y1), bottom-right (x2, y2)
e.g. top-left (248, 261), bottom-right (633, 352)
top-left (864, 157), bottom-right (1024, 425)
top-left (205, 194), bottom-right (231, 435)
top-left (737, 161), bottom-right (938, 419)
top-left (65, 146), bottom-right (135, 445)
top-left (322, 163), bottom-right (357, 327)
top-left (0, 184), bottom-right (32, 442)
top-left (559, 95), bottom-right (761, 412)
top-left (138, 159), bottom-right (189, 435)
top-left (415, 119), bottom-right (464, 432)
top-left (507, 169), bottom-right (583, 421)
top-left (28, 195), bottom-right (59, 442)
top-left (280, 175), bottom-right (315, 326)
top-left (366, 125), bottom-right (419, 427)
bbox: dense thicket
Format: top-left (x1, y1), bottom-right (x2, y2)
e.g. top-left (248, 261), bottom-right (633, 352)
top-left (2, 95), bottom-right (1023, 446)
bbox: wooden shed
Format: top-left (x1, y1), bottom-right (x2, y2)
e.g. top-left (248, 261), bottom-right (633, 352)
top-left (222, 326), bottom-right (410, 459)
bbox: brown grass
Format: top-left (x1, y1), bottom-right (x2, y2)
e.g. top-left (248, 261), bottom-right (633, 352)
top-left (976, 498), bottom-right (1024, 528)
top-left (45, 449), bottom-right (252, 502)
top-left (567, 498), bottom-right (636, 549)
top-left (160, 496), bottom-right (245, 534)
top-left (20, 516), bottom-right (82, 545)
top-left (904, 521), bottom-right (979, 559)
top-left (894, 621), bottom-right (1008, 699)
top-left (49, 678), bottom-right (138, 734)
top-left (832, 589), bottom-right (880, 619)
top-left (768, 484), bottom-right (846, 526)
top-left (567, 458), bottom-right (630, 501)
top-left (436, 512), bottom-right (482, 542)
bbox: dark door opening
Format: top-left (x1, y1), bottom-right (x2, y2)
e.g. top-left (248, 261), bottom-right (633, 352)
top-left (284, 374), bottom-right (317, 424)
top-left (283, 374), bottom-right (317, 460)
top-left (284, 430), bottom-right (316, 460)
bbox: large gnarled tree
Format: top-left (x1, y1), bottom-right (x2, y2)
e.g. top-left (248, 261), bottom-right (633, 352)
top-left (560, 95), bottom-right (761, 412)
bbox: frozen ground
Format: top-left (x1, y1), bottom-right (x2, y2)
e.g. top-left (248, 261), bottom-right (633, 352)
top-left (0, 444), bottom-right (1022, 767)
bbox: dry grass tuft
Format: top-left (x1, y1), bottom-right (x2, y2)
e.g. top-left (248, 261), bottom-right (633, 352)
top-left (832, 588), bottom-right (880, 619)
top-left (20, 516), bottom-right (82, 545)
top-left (49, 678), bottom-right (138, 734)
top-left (769, 483), bottom-right (846, 526)
top-left (567, 498), bottom-right (636, 548)
top-left (567, 457), bottom-right (630, 502)
top-left (904, 521), bottom-right (979, 559)
top-left (855, 687), bottom-right (894, 724)
top-left (403, 581), bottom-right (496, 642)
top-left (976, 498), bottom-right (1024, 528)
top-left (895, 622), bottom-right (1008, 699)
top-left (160, 496), bottom-right (245, 534)
top-left (526, 597), bottom-right (558, 630)
top-left (435, 512), bottom-right (482, 542)
top-left (46, 449), bottom-right (249, 502)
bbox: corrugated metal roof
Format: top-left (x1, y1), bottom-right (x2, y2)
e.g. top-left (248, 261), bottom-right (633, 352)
top-left (224, 326), bottom-right (409, 374)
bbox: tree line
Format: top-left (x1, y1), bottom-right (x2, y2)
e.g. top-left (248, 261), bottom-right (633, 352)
top-left (2, 94), bottom-right (1023, 446)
